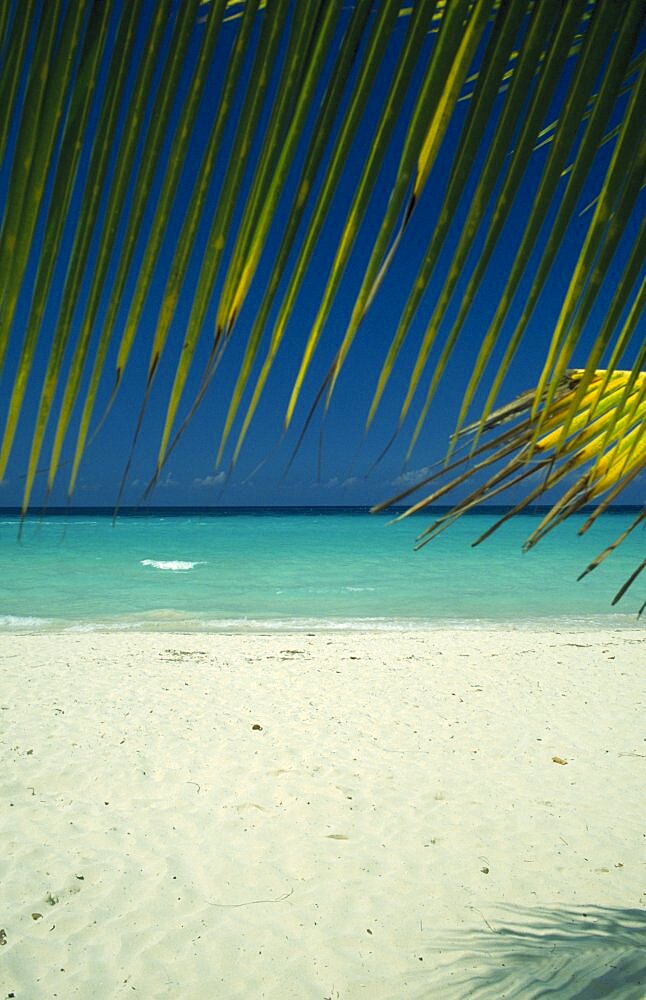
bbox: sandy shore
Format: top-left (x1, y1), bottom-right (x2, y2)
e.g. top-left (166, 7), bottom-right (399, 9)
top-left (1, 626), bottom-right (644, 999)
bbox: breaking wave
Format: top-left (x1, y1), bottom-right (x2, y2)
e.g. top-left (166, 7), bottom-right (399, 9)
top-left (140, 559), bottom-right (205, 572)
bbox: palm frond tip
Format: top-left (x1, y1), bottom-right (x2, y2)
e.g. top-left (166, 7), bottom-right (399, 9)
top-left (376, 371), bottom-right (645, 611)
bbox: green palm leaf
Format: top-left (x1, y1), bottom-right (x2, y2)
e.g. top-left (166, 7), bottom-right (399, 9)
top-left (323, 0), bottom-right (494, 409)
top-left (16, 0), bottom-right (146, 513)
top-left (403, 0), bottom-right (589, 461)
top-left (48, 0), bottom-right (207, 496)
top-left (0, 0), bottom-right (37, 166)
top-left (66, 0), bottom-right (252, 498)
top-left (152, 0), bottom-right (291, 477)
top-left (364, 0), bottom-right (528, 430)
top-left (163, 0), bottom-right (343, 477)
top-left (284, 0), bottom-right (439, 429)
top-left (364, 0), bottom-right (562, 446)
top-left (0, 0), bottom-right (70, 373)
top-left (530, 61), bottom-right (646, 435)
top-left (376, 369), bottom-right (645, 606)
top-left (226, 0), bottom-right (403, 465)
top-left (0, 0), bottom-right (112, 479)
top-left (117, 0), bottom-right (333, 505)
top-left (452, 0), bottom-right (636, 450)
top-left (216, 0), bottom-right (374, 465)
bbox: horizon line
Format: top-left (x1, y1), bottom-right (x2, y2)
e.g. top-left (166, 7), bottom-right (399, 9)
top-left (0, 504), bottom-right (641, 515)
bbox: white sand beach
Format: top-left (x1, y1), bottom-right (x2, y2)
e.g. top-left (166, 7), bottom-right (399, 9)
top-left (1, 627), bottom-right (644, 999)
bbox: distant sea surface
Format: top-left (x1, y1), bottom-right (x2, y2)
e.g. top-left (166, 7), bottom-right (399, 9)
top-left (0, 507), bottom-right (642, 632)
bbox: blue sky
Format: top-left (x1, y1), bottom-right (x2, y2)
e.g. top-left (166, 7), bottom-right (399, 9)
top-left (0, 1), bottom-right (643, 509)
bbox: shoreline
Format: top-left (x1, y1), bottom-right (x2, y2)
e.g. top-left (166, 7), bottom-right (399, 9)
top-left (1, 627), bottom-right (643, 998)
top-left (0, 613), bottom-right (642, 635)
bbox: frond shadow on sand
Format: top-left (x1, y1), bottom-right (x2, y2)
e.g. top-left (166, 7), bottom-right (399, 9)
top-left (429, 904), bottom-right (646, 1000)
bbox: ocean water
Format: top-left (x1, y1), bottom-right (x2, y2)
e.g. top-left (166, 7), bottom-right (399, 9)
top-left (0, 507), bottom-right (642, 632)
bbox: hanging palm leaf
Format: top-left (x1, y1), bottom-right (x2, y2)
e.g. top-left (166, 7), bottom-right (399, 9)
top-left (374, 368), bottom-right (645, 610)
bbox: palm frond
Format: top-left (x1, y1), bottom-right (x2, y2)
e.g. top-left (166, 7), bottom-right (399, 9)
top-left (404, 0), bottom-right (598, 461)
top-left (434, 904), bottom-right (646, 999)
top-left (0, 0), bottom-right (73, 373)
top-left (221, 0), bottom-right (405, 464)
top-left (0, 0), bottom-right (112, 479)
top-left (50, 0), bottom-right (210, 497)
top-left (217, 0), bottom-right (374, 465)
top-left (374, 369), bottom-right (645, 609)
top-left (152, 0), bottom-right (292, 476)
top-left (283, 0), bottom-right (443, 429)
top-left (452, 0), bottom-right (640, 450)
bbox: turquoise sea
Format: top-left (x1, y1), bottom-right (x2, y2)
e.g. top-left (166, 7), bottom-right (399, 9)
top-left (0, 507), bottom-right (642, 631)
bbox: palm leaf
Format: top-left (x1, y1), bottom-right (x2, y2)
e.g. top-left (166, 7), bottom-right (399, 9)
top-left (214, 1), bottom-right (339, 338)
top-left (323, 0), bottom-right (494, 408)
top-left (0, 2), bottom-right (10, 62)
top-left (284, 0), bottom-right (441, 429)
top-left (551, 218), bottom-right (646, 453)
top-left (48, 0), bottom-right (207, 496)
top-left (66, 0), bottom-right (253, 498)
top-left (375, 370), bottom-right (645, 608)
top-left (530, 58), bottom-right (646, 427)
top-left (0, 0), bottom-right (68, 373)
top-left (19, 0), bottom-right (165, 515)
top-left (216, 0), bottom-right (374, 465)
top-left (224, 0), bottom-right (404, 467)
top-left (163, 0), bottom-right (343, 476)
top-left (0, 0), bottom-right (112, 479)
top-left (4, 1), bottom-right (146, 507)
top-left (478, 108), bottom-right (643, 443)
top-left (0, 0), bottom-right (37, 166)
top-left (365, 0), bottom-right (529, 429)
top-left (451, 0), bottom-right (636, 450)
top-left (403, 0), bottom-right (590, 461)
top-left (364, 0), bottom-right (562, 449)
top-left (152, 0), bottom-right (292, 476)
top-left (117, 0), bottom-right (332, 507)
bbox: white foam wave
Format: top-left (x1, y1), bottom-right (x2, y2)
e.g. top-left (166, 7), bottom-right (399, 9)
top-left (64, 621), bottom-right (140, 632)
top-left (0, 615), bottom-right (54, 630)
top-left (198, 617), bottom-right (426, 632)
top-left (140, 559), bottom-right (205, 572)
top-left (1, 611), bottom-right (636, 635)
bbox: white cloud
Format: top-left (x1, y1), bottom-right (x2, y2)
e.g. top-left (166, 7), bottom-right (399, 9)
top-left (311, 475), bottom-right (362, 490)
top-left (192, 472), bottom-right (226, 488)
top-left (390, 466), bottom-right (433, 486)
top-left (318, 476), bottom-right (338, 489)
